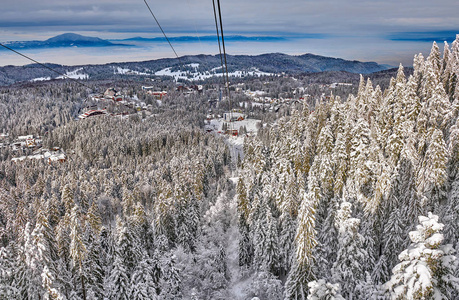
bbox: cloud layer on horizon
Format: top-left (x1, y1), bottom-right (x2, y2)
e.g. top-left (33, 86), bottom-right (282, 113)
top-left (1, 0), bottom-right (459, 67)
top-left (2, 0), bottom-right (459, 38)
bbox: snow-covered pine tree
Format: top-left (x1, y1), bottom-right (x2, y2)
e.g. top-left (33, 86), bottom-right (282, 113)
top-left (158, 253), bottom-right (182, 300)
top-left (0, 245), bottom-right (18, 299)
top-left (252, 196), bottom-right (280, 275)
top-left (376, 208), bottom-right (409, 283)
top-left (17, 223), bottom-right (46, 299)
top-left (279, 171), bottom-right (299, 276)
top-left (115, 216), bottom-right (142, 276)
top-left (417, 128), bottom-right (448, 210)
top-left (83, 234), bottom-right (104, 299)
top-left (307, 279), bottom-right (344, 300)
top-left (314, 124), bottom-right (335, 198)
top-left (246, 271), bottom-right (283, 300)
top-left (129, 257), bottom-right (159, 300)
top-left (313, 199), bottom-right (338, 280)
top-left (285, 191), bottom-right (317, 300)
top-left (443, 175), bottom-right (459, 249)
top-left (105, 255), bottom-right (130, 300)
top-left (332, 131), bottom-right (349, 198)
top-left (69, 206), bottom-right (87, 300)
top-left (175, 195), bottom-right (200, 252)
top-left (331, 201), bottom-right (368, 299)
top-left (41, 265), bottom-right (65, 300)
top-left (347, 117), bottom-right (378, 208)
top-left (449, 35), bottom-right (459, 100)
top-left (61, 184), bottom-right (75, 214)
top-left (385, 212), bottom-right (459, 299)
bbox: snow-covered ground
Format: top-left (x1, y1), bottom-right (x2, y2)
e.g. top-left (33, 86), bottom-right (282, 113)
top-left (154, 67), bottom-right (191, 79)
top-left (245, 90), bottom-right (266, 97)
top-left (56, 68), bottom-right (89, 80)
top-left (30, 76), bottom-right (51, 82)
top-left (155, 63), bottom-right (274, 81)
top-left (226, 136), bottom-right (245, 164)
top-left (31, 68), bottom-right (88, 81)
top-left (251, 102), bottom-right (271, 108)
top-left (113, 67), bottom-right (150, 75)
top-left (207, 118), bottom-right (261, 134)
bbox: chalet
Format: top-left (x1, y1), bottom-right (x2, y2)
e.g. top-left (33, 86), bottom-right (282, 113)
top-left (223, 112), bottom-right (245, 122)
top-left (177, 86), bottom-right (190, 92)
top-left (225, 129), bottom-right (238, 136)
top-left (330, 82), bottom-right (353, 89)
top-left (91, 95), bottom-right (102, 101)
top-left (102, 88), bottom-right (124, 102)
top-left (78, 109), bottom-right (110, 119)
top-left (104, 88), bottom-right (117, 98)
top-left (204, 125), bottom-right (214, 132)
top-left (11, 142), bottom-right (25, 151)
top-left (12, 148), bottom-right (66, 164)
top-left (47, 151), bottom-right (67, 163)
top-left (190, 85), bottom-right (203, 93)
top-left (10, 134), bottom-right (42, 151)
top-left (176, 85), bottom-right (203, 93)
top-left (26, 137), bottom-right (36, 148)
top-left (18, 135), bottom-right (33, 141)
top-left (148, 91), bottom-right (167, 100)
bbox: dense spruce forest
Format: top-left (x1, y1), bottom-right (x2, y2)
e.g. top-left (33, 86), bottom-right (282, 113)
top-left (0, 38), bottom-right (459, 300)
top-left (238, 40), bottom-right (459, 299)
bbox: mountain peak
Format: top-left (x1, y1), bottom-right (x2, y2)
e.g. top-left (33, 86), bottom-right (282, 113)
top-left (45, 33), bottom-right (105, 43)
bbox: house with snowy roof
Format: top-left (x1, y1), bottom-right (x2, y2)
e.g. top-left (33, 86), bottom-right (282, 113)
top-left (78, 109), bottom-right (110, 119)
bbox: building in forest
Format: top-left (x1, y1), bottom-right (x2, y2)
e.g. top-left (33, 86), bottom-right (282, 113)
top-left (148, 91), bottom-right (168, 100)
top-left (0, 133), bottom-right (8, 140)
top-left (78, 109), bottom-right (110, 119)
top-left (103, 88), bottom-right (124, 101)
top-left (12, 148), bottom-right (66, 163)
top-left (225, 129), bottom-right (238, 136)
top-left (223, 112), bottom-right (245, 122)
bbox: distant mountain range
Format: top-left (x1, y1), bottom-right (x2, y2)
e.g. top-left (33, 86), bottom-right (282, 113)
top-left (1, 33), bottom-right (128, 50)
top-left (116, 35), bottom-right (287, 43)
top-left (0, 33), bottom-right (392, 85)
top-left (0, 33), bottom-right (301, 51)
top-left (0, 33), bottom-right (300, 51)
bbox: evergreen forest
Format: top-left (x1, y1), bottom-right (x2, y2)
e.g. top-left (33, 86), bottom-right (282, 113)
top-left (1, 38), bottom-right (459, 299)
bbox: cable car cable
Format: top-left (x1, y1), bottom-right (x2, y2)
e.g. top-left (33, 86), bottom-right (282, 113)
top-left (212, 0), bottom-right (225, 81)
top-left (143, 0), bottom-right (184, 71)
top-left (216, 0), bottom-right (231, 103)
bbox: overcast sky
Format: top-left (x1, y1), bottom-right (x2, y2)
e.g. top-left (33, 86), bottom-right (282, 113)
top-left (1, 0), bottom-right (459, 66)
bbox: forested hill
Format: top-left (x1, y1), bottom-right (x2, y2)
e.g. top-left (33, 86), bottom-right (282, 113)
top-left (0, 52), bottom-right (389, 86)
